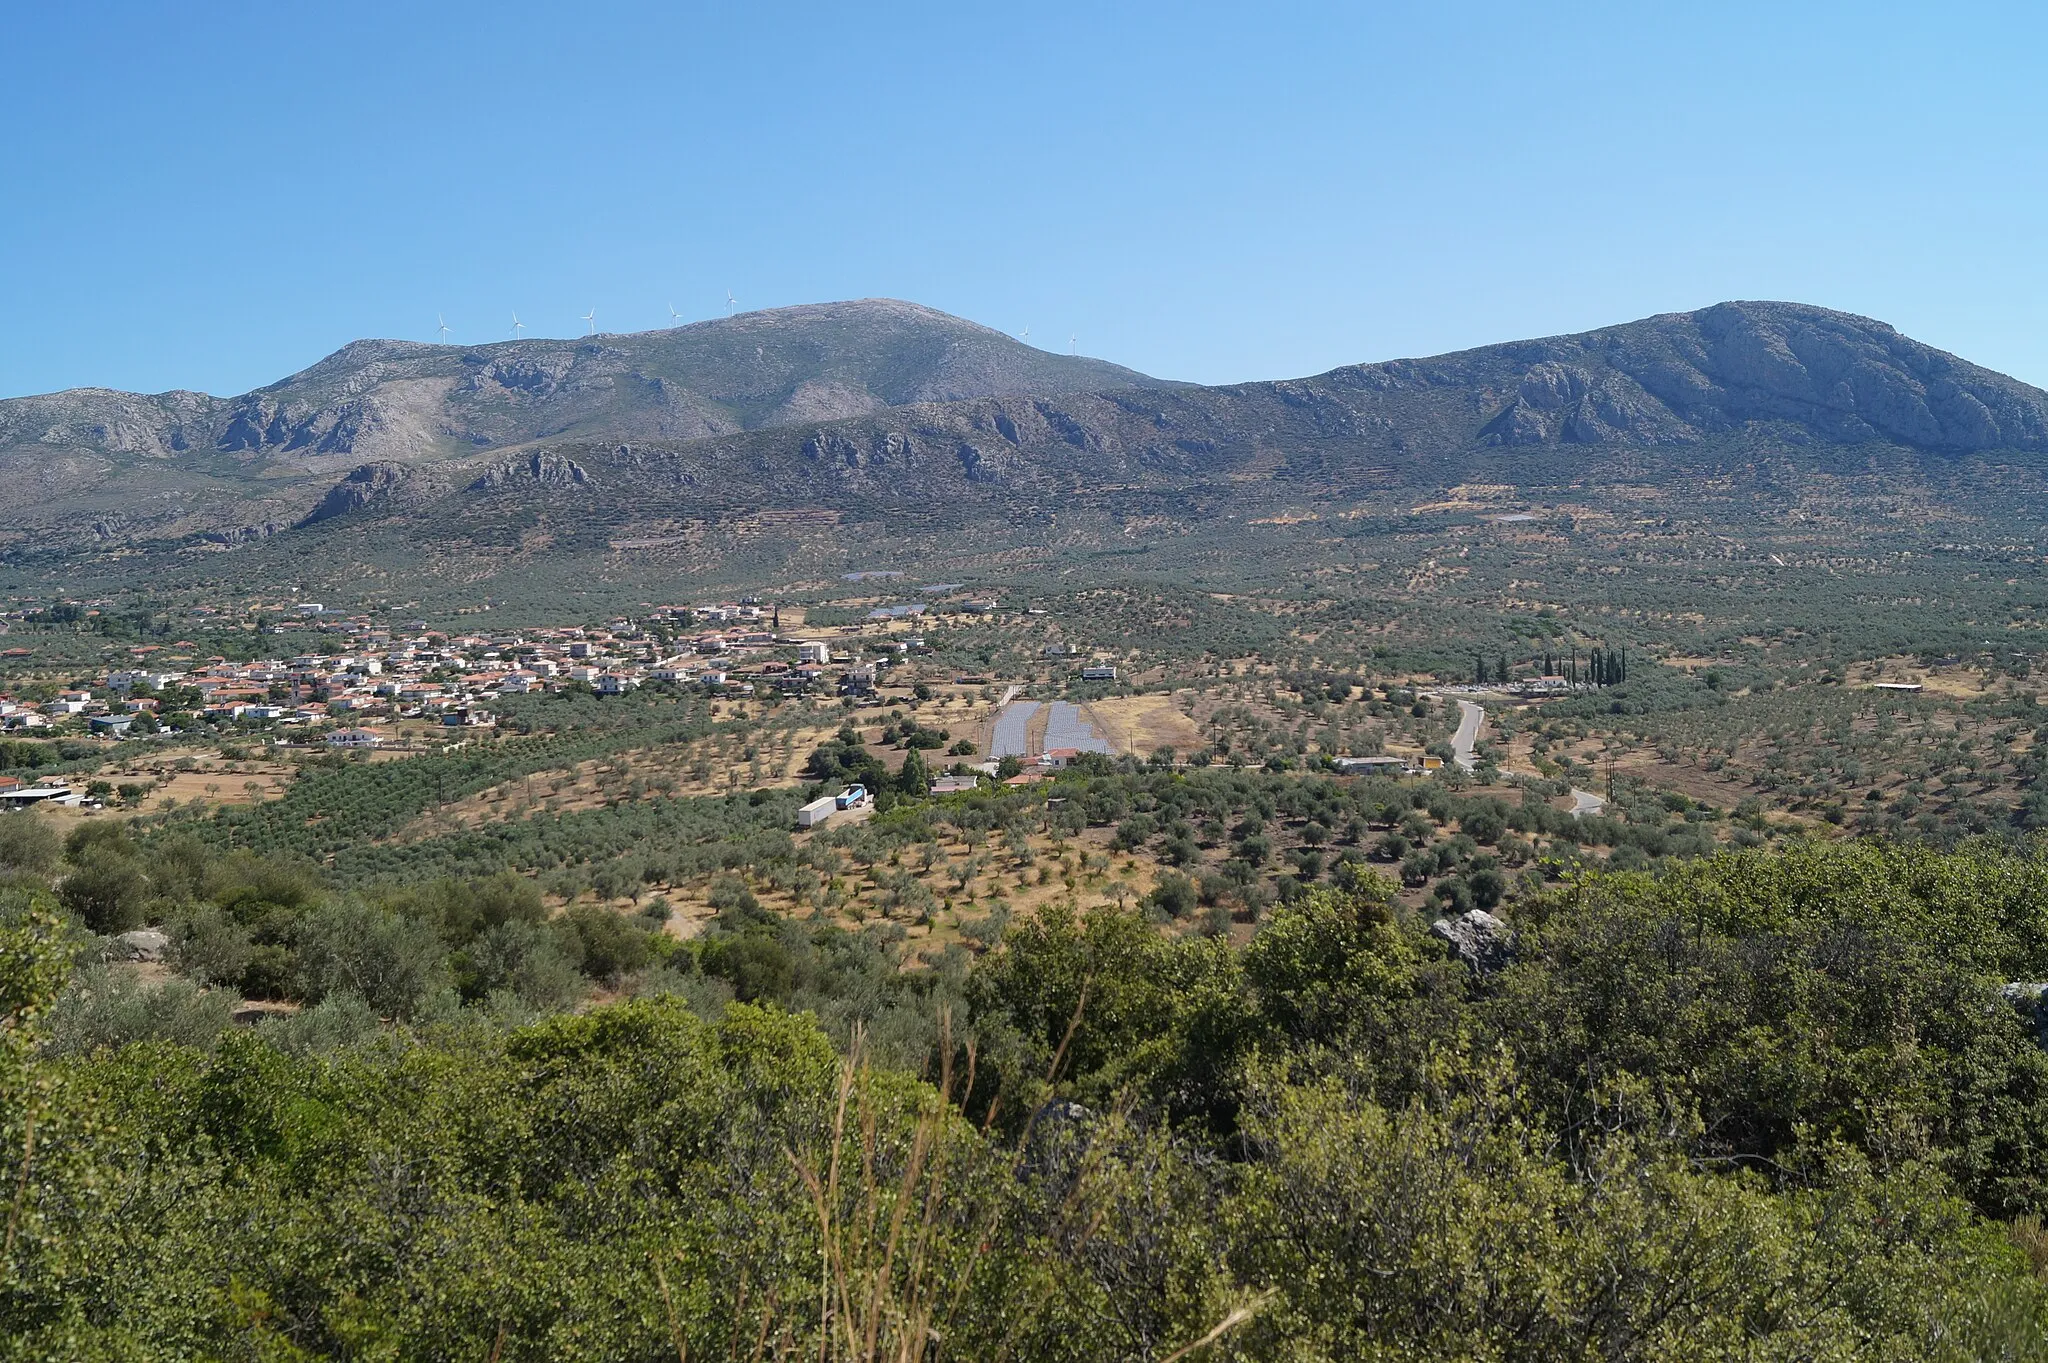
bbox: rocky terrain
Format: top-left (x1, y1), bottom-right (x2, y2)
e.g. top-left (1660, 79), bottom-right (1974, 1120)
top-left (6, 299), bottom-right (2047, 573)
top-left (0, 299), bottom-right (1157, 547)
top-left (414, 298), bottom-right (2048, 514)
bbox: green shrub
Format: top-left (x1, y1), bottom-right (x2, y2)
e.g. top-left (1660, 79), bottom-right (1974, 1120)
top-left (551, 903), bottom-right (654, 982)
top-left (0, 813), bottom-right (60, 875)
top-left (168, 903), bottom-right (256, 987)
top-left (1148, 872), bottom-right (1197, 920)
top-left (699, 932), bottom-right (793, 1003)
top-left (255, 992), bottom-right (379, 1056)
top-left (291, 898), bottom-right (446, 1018)
top-left (42, 963), bottom-right (239, 1055)
top-left (58, 854), bottom-right (151, 934)
top-left (459, 919), bottom-right (586, 1009)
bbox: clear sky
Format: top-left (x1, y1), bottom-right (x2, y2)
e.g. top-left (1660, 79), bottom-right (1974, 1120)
top-left (5, 1), bottom-right (2046, 399)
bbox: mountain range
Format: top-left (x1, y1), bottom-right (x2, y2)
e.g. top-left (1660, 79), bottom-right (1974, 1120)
top-left (0, 300), bottom-right (1153, 547)
top-left (7, 297), bottom-right (2048, 583)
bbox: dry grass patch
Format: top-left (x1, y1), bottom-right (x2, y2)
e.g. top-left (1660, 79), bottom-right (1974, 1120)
top-left (663, 824), bottom-right (1185, 964)
top-left (1084, 695), bottom-right (1204, 757)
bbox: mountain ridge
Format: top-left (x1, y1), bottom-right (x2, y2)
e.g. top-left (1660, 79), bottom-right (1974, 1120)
top-left (7, 299), bottom-right (2047, 561)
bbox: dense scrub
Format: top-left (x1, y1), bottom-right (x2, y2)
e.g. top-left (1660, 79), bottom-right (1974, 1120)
top-left (8, 837), bottom-right (2048, 1358)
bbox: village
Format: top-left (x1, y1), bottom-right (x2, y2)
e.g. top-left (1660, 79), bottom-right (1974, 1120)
top-left (0, 589), bottom-right (1646, 827)
top-left (0, 595), bottom-right (1144, 818)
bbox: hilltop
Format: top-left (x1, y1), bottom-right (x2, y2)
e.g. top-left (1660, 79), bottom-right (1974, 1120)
top-left (0, 299), bottom-right (1157, 546)
top-left (666, 298), bottom-right (2048, 502)
top-left (7, 298), bottom-right (2048, 598)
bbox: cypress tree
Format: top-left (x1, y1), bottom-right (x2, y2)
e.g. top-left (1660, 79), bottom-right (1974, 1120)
top-left (897, 746), bottom-right (931, 797)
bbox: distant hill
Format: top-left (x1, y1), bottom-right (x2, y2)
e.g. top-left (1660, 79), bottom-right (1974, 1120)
top-left (692, 298), bottom-right (2048, 493)
top-left (0, 299), bottom-right (1158, 546)
top-left (7, 299), bottom-right (2047, 572)
top-left (404, 298), bottom-right (2048, 510)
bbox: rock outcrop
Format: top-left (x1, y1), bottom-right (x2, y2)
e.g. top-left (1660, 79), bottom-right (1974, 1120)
top-left (1430, 909), bottom-right (1516, 974)
top-left (297, 462), bottom-right (412, 526)
top-left (466, 452), bottom-right (592, 491)
top-left (110, 928), bottom-right (169, 962)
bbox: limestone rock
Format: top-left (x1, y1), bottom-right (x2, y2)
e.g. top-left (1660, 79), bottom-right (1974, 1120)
top-left (1430, 909), bottom-right (1516, 974)
top-left (466, 452), bottom-right (591, 491)
top-left (111, 928), bottom-right (169, 962)
top-left (298, 461), bottom-right (410, 526)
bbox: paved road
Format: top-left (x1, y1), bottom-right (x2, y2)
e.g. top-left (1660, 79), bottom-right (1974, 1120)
top-left (1450, 700), bottom-right (1484, 771)
top-left (1449, 694), bottom-right (1605, 816)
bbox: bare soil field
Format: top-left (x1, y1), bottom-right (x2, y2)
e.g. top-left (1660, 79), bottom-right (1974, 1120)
top-left (1084, 694), bottom-right (1204, 756)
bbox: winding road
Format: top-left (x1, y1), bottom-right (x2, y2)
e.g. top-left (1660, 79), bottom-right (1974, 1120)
top-left (1443, 693), bottom-right (1605, 816)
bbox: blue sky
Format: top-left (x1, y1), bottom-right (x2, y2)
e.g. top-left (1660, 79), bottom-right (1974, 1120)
top-left (5, 1), bottom-right (2046, 398)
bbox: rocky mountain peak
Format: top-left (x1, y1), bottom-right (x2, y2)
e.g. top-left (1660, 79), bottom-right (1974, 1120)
top-left (1396, 301), bottom-right (2048, 453)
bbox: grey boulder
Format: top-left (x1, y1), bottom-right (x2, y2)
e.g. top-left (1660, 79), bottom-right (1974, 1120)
top-left (111, 927), bottom-right (170, 962)
top-left (1430, 909), bottom-right (1516, 974)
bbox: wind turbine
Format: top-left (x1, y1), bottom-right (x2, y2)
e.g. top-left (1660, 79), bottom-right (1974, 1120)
top-left (582, 308), bottom-right (597, 336)
top-left (510, 312), bottom-right (525, 339)
top-left (726, 290), bottom-right (736, 317)
top-left (1021, 326), bottom-right (1030, 345)
top-left (667, 302), bottom-right (682, 326)
top-left (1069, 334), bottom-right (1077, 355)
top-left (436, 314), bottom-right (451, 343)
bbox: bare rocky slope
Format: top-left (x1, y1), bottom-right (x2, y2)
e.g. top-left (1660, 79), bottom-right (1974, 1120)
top-left (0, 300), bottom-right (1157, 547)
top-left (8, 299), bottom-right (2047, 563)
top-left (423, 298), bottom-right (2048, 513)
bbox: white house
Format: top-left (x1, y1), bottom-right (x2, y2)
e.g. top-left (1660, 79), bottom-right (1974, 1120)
top-left (106, 670), bottom-right (182, 693)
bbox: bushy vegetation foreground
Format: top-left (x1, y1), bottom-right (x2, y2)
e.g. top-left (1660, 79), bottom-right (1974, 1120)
top-left (10, 838), bottom-right (2048, 1358)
